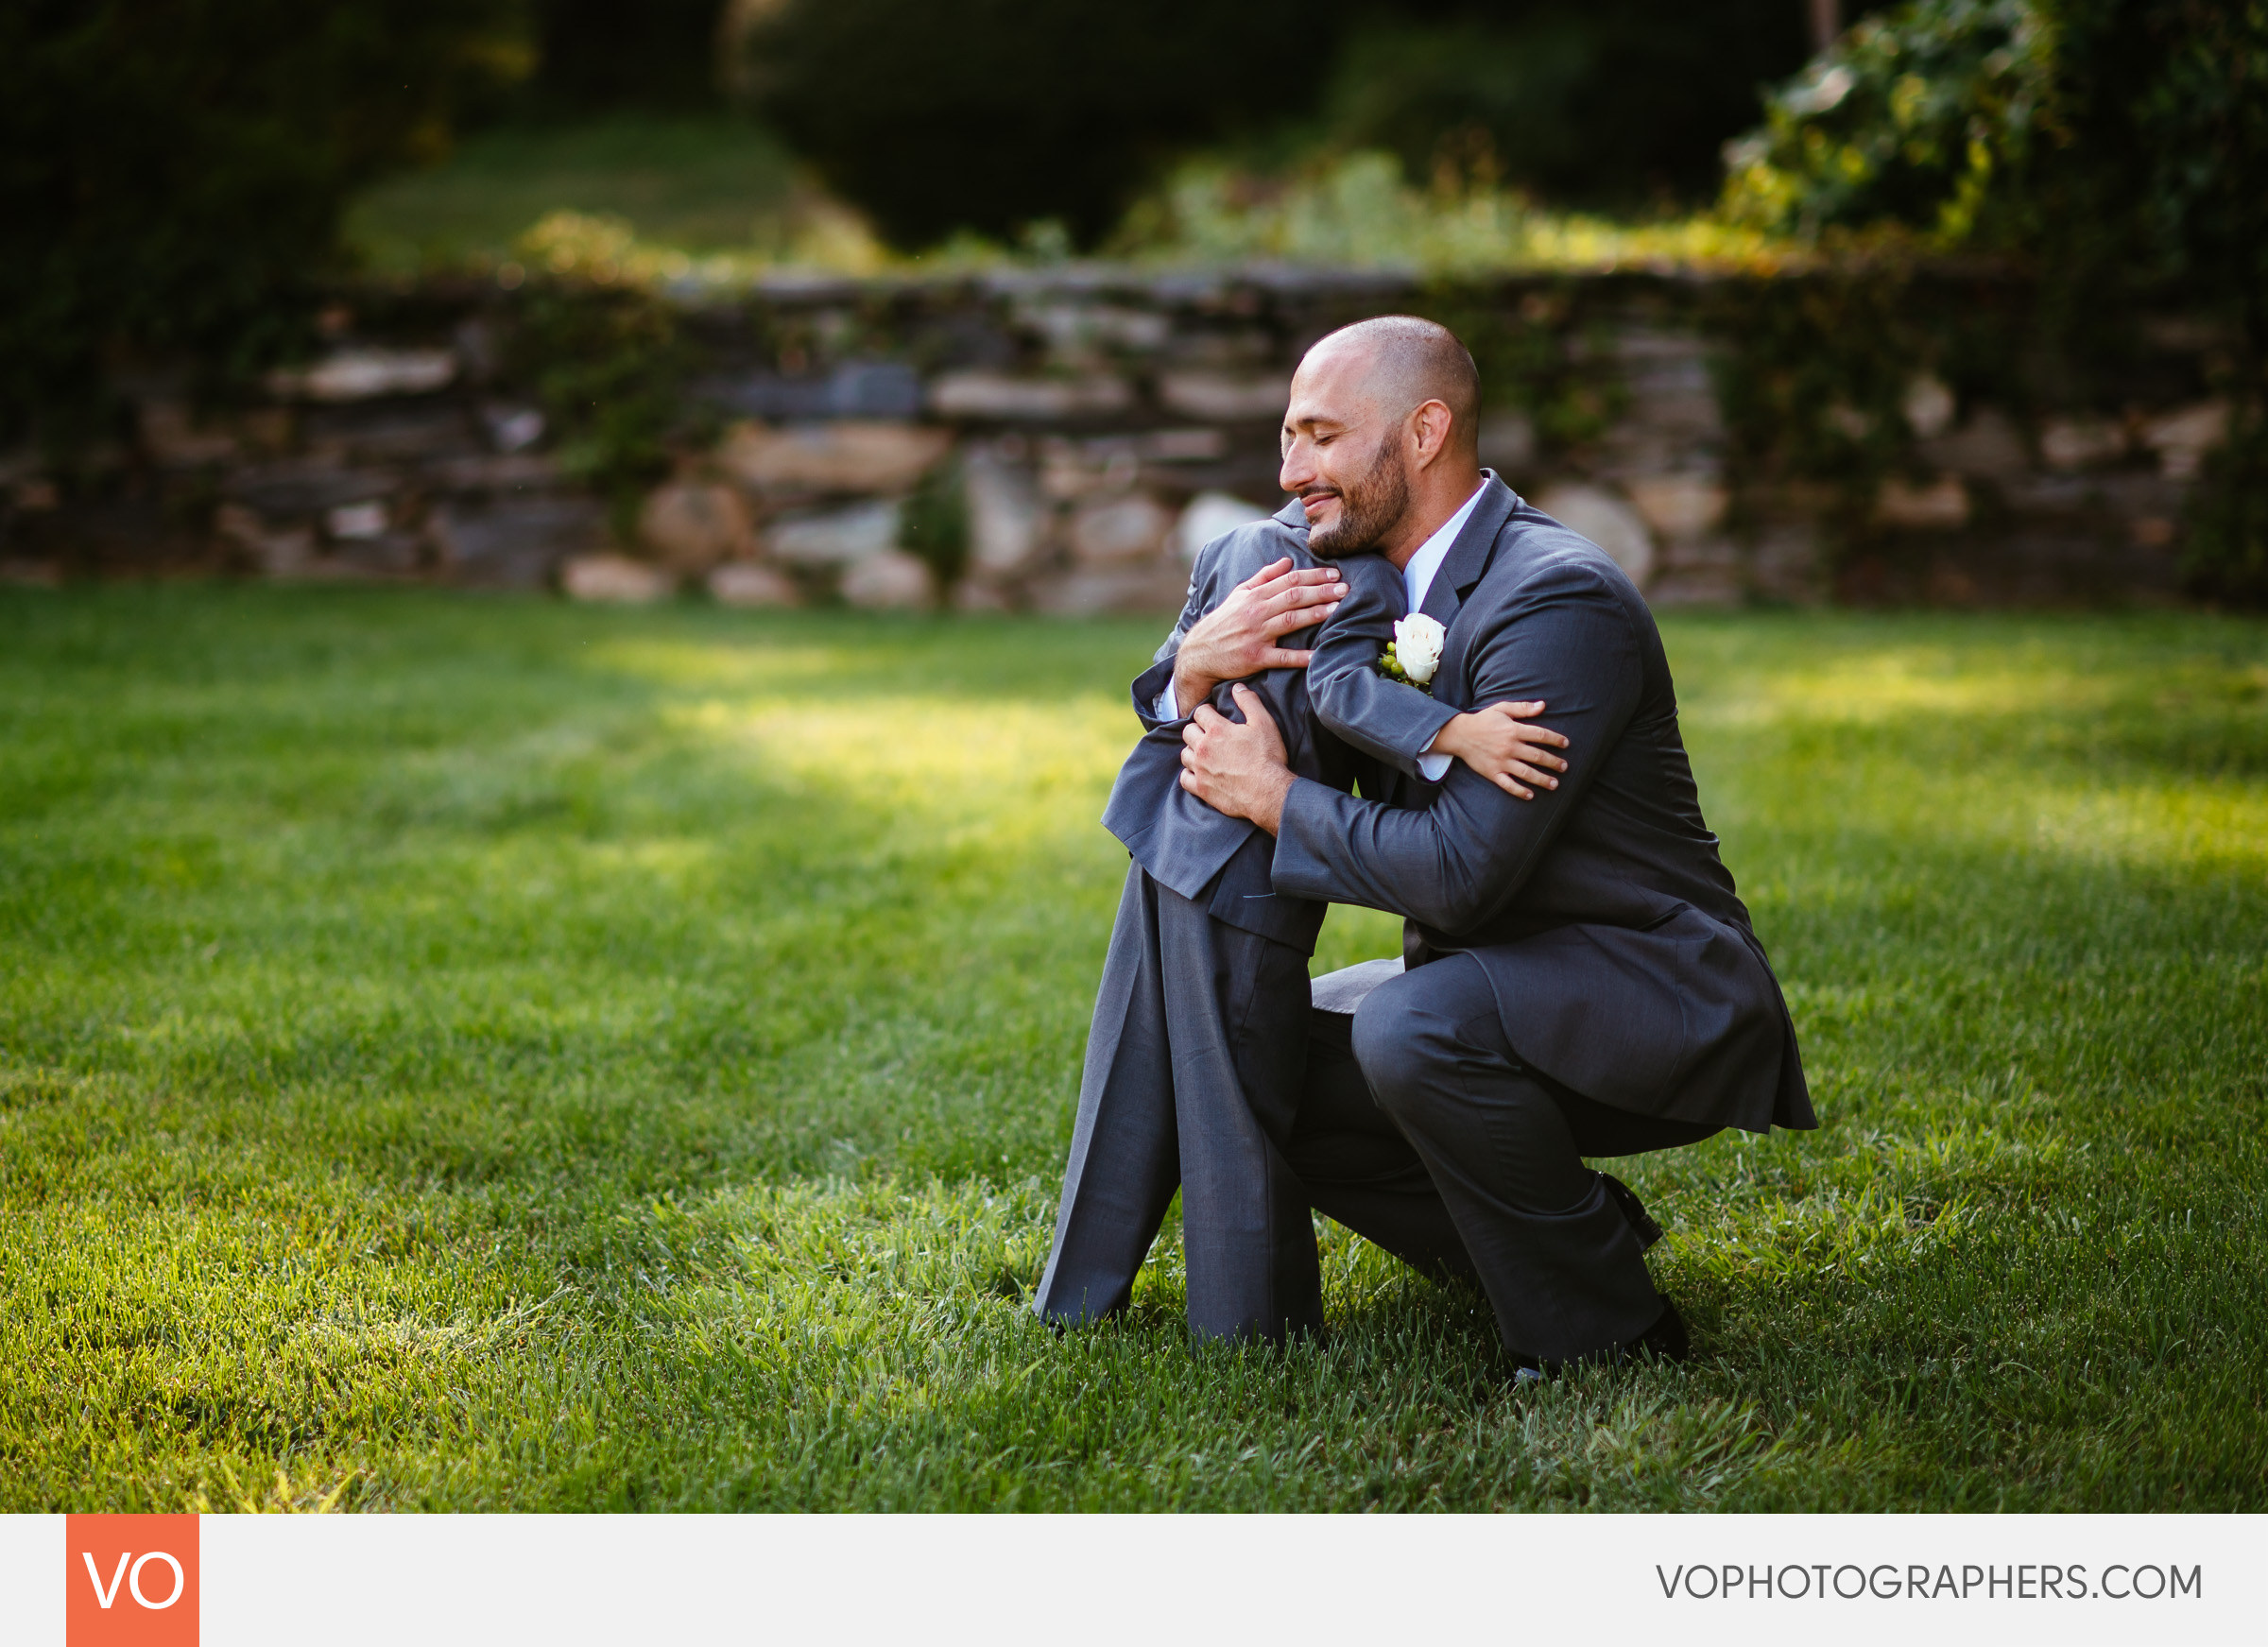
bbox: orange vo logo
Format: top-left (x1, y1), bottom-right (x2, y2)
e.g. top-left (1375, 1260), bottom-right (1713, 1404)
top-left (66, 1516), bottom-right (198, 1647)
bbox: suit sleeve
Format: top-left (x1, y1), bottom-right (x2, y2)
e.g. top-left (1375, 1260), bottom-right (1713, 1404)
top-left (1272, 568), bottom-right (1641, 931)
top-left (1307, 556), bottom-right (1458, 781)
top-left (1130, 554), bottom-right (1211, 729)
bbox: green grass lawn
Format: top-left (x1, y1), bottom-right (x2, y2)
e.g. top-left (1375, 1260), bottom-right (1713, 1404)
top-left (345, 116), bottom-right (805, 274)
top-left (2, 588), bottom-right (2263, 1512)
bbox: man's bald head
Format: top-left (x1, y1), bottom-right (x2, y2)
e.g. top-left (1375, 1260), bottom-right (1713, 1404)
top-left (1280, 313), bottom-right (1487, 561)
top-left (1303, 316), bottom-right (1482, 457)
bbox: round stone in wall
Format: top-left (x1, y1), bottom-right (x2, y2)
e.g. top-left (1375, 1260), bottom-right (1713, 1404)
top-left (561, 555), bottom-right (672, 604)
top-left (708, 562), bottom-right (800, 608)
top-left (1533, 484), bottom-right (1656, 588)
top-left (1070, 494), bottom-right (1174, 566)
top-left (841, 549), bottom-right (936, 609)
top-left (638, 481), bottom-right (753, 573)
top-left (1173, 491), bottom-right (1273, 563)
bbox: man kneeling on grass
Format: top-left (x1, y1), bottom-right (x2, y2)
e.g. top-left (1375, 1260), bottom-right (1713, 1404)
top-left (1035, 316), bottom-right (1814, 1374)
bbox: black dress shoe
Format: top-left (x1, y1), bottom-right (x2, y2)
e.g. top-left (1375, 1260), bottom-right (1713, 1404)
top-left (1628, 1297), bottom-right (1691, 1363)
top-left (1598, 1172), bottom-right (1664, 1248)
top-left (1506, 1299), bottom-right (1691, 1383)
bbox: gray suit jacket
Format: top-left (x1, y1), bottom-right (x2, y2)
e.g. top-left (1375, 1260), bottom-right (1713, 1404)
top-left (1272, 476), bottom-right (1814, 1135)
top-left (1103, 504), bottom-right (1425, 954)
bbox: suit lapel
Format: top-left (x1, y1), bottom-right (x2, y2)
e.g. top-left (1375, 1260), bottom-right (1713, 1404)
top-left (1418, 473), bottom-right (1518, 630)
top-left (1418, 477), bottom-right (1519, 717)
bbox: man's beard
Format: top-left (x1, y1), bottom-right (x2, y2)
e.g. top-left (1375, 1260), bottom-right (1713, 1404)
top-left (1306, 434), bottom-right (1411, 556)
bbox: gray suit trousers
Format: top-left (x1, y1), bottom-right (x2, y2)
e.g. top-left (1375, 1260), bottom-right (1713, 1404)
top-left (1341, 954), bottom-right (1716, 1362)
top-left (1032, 864), bottom-right (1324, 1343)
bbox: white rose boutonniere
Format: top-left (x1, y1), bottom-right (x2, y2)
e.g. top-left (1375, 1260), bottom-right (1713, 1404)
top-left (1382, 613), bottom-right (1447, 693)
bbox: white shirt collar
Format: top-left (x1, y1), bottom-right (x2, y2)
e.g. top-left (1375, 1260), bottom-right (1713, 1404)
top-left (1400, 481), bottom-right (1487, 615)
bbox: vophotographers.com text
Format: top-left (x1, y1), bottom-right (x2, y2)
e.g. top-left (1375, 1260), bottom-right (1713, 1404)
top-left (1657, 1562), bottom-right (2203, 1602)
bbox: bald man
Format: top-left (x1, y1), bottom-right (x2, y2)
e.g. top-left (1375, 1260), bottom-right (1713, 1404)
top-left (1175, 316), bottom-right (1814, 1371)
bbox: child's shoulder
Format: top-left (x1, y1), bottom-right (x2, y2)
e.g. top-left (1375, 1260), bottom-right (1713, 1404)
top-left (1332, 553), bottom-right (1405, 602)
top-left (1309, 551), bottom-right (1405, 661)
top-left (1191, 509), bottom-right (1312, 594)
top-left (1315, 552), bottom-right (1406, 629)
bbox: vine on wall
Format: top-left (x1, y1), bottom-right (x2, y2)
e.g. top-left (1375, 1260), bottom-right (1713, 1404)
top-left (505, 281), bottom-right (703, 535)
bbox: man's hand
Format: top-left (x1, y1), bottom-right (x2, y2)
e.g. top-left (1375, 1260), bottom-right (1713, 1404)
top-left (1180, 684), bottom-right (1297, 835)
top-left (1169, 556), bottom-right (1345, 717)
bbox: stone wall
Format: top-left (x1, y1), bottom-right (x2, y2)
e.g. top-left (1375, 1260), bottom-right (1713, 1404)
top-left (0, 266), bottom-right (2229, 609)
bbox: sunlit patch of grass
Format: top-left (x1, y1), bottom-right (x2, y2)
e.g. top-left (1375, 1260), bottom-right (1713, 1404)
top-left (1, 590), bottom-right (2263, 1510)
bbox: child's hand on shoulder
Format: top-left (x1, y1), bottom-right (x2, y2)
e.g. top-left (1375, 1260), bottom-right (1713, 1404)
top-left (1431, 701), bottom-right (1570, 799)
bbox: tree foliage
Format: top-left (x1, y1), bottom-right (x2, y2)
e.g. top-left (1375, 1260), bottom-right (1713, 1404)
top-left (733, 0), bottom-right (1821, 249)
top-left (2053, 0), bottom-right (2268, 330)
top-left (0, 0), bottom-right (530, 442)
top-left (1723, 0), bottom-right (2268, 325)
top-left (732, 0), bottom-right (1316, 249)
top-left (1724, 0), bottom-right (2268, 599)
top-left (522, 0), bottom-right (729, 116)
top-left (1721, 0), bottom-right (2053, 243)
top-left (1323, 0), bottom-right (1814, 210)
top-left (2061, 1), bottom-right (2268, 601)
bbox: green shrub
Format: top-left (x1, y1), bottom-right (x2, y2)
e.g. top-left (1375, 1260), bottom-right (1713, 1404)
top-left (1721, 0), bottom-right (2053, 244)
top-left (899, 458), bottom-right (970, 593)
top-left (0, 0), bottom-right (531, 446)
top-left (1725, 0), bottom-right (2268, 322)
top-left (506, 276), bottom-right (698, 532)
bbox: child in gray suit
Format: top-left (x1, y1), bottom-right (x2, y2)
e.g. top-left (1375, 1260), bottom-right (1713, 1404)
top-left (1038, 506), bottom-right (1568, 1343)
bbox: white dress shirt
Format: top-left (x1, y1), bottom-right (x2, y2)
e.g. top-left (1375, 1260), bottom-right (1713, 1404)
top-left (1161, 481), bottom-right (1488, 786)
top-left (1400, 482), bottom-right (1486, 780)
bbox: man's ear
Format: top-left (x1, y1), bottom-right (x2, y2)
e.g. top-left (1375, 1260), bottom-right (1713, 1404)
top-left (1408, 399), bottom-right (1453, 468)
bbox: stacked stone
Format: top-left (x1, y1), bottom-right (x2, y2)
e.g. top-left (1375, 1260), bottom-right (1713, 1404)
top-left (191, 335), bottom-right (604, 589)
top-left (1847, 369), bottom-right (2218, 606)
top-left (1555, 328), bottom-right (1735, 603)
top-left (652, 274), bottom-right (1309, 613)
top-left (0, 269), bottom-right (2237, 609)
